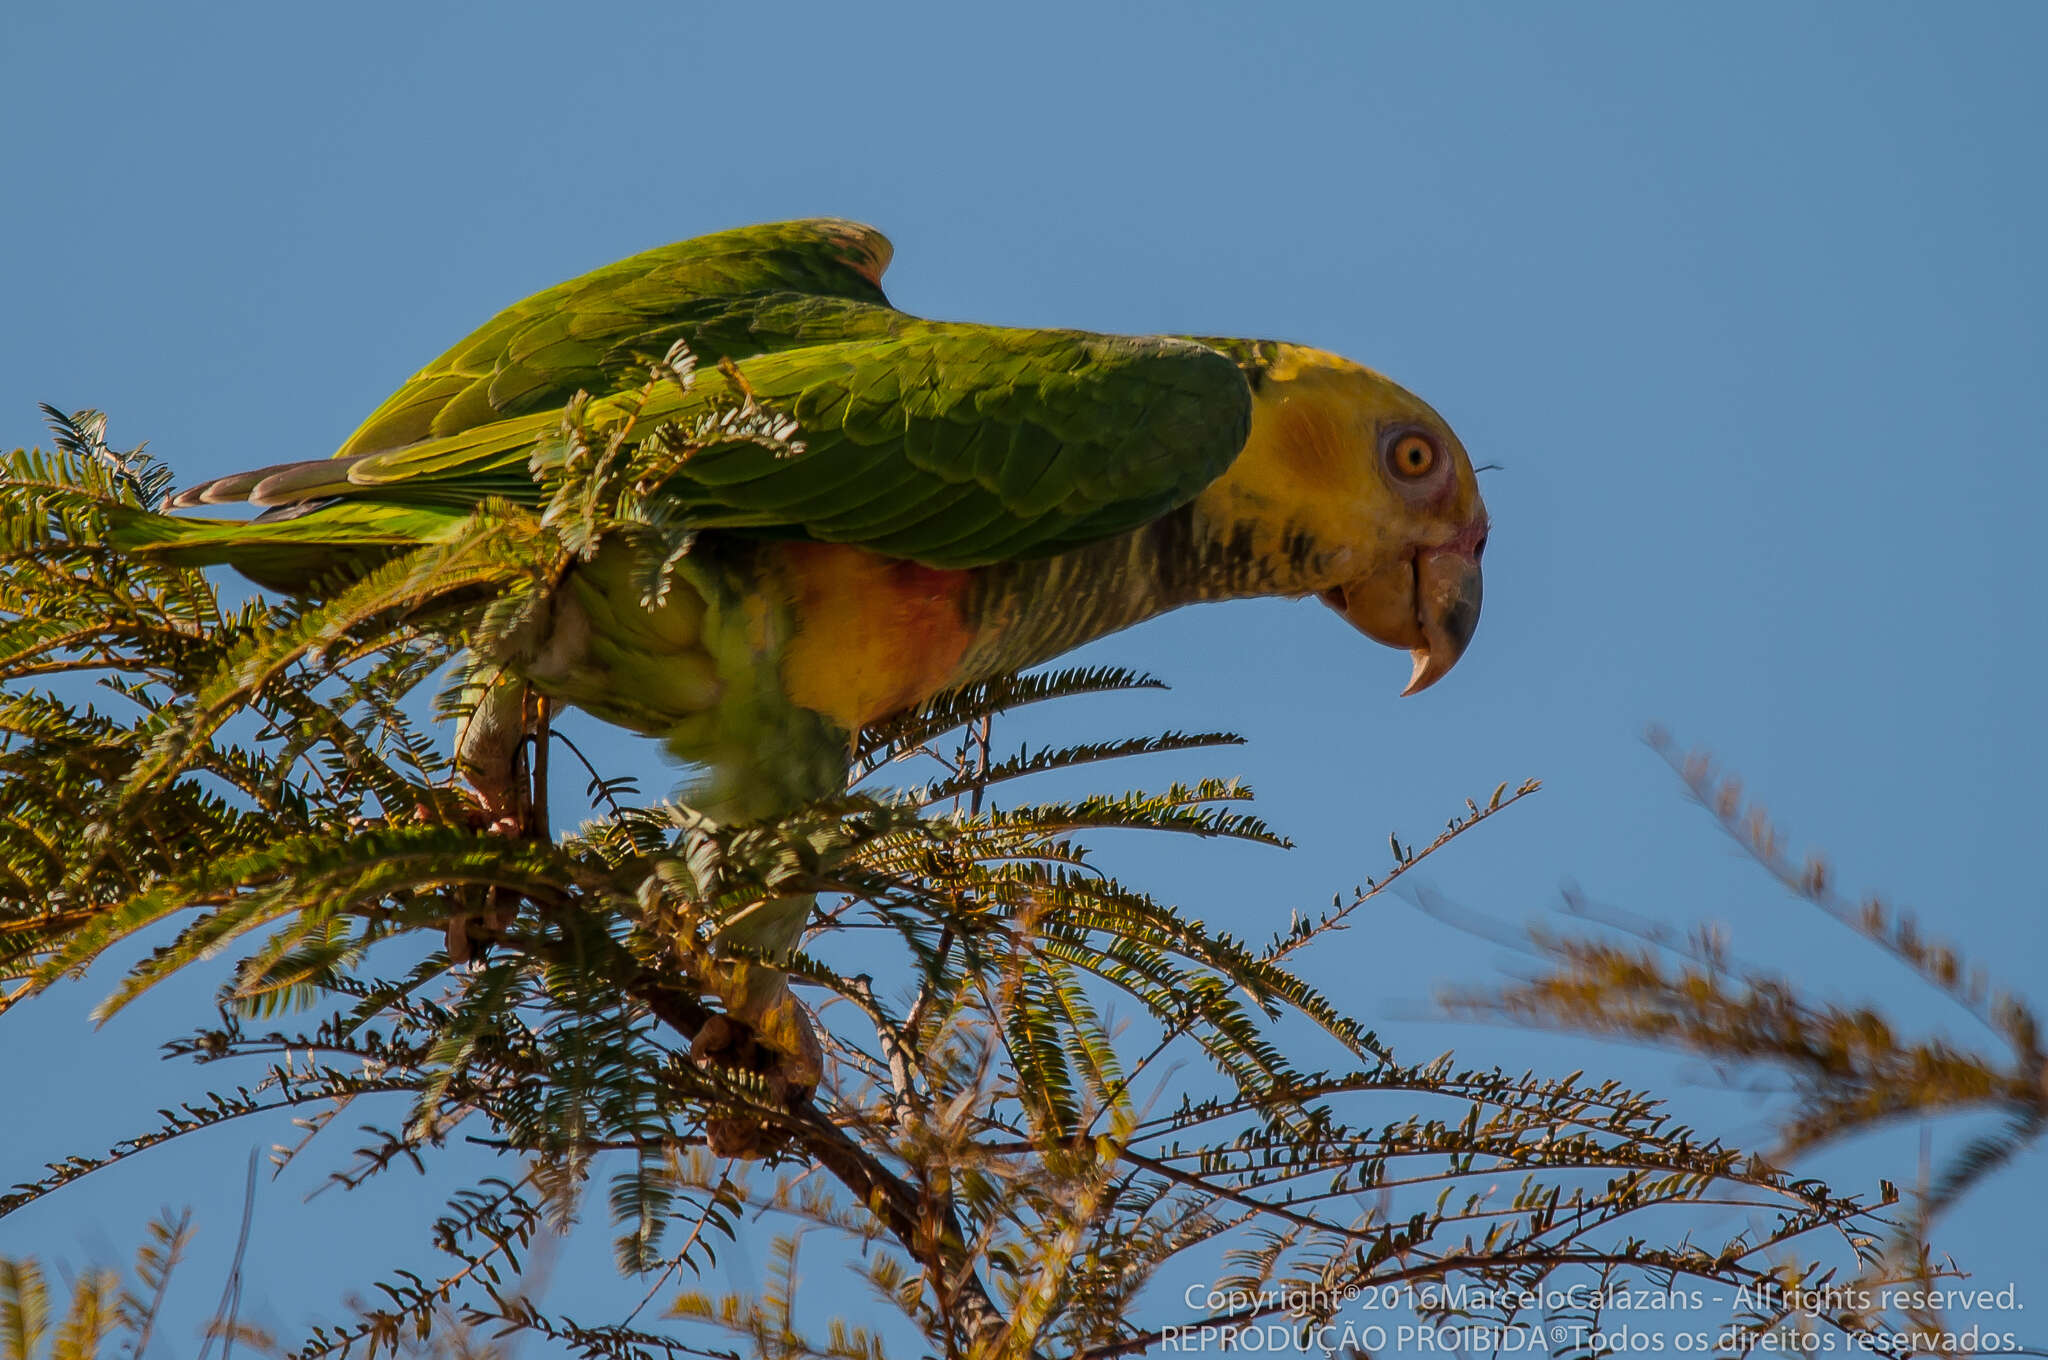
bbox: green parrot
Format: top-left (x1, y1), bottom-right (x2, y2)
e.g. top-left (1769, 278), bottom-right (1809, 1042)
top-left (119, 219), bottom-right (1489, 1121)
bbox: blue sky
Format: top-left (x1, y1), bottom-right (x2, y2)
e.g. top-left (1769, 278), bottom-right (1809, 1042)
top-left (3, 0), bottom-right (2044, 1350)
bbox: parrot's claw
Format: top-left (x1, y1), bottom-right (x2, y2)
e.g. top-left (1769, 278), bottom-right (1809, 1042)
top-left (692, 972), bottom-right (824, 1158)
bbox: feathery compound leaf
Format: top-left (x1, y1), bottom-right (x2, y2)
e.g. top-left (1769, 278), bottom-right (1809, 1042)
top-left (911, 729), bottom-right (1245, 804)
top-left (50, 1269), bottom-right (121, 1360)
top-left (0, 1261), bottom-right (50, 1360)
top-left (852, 665), bottom-right (1167, 775)
top-left (38, 405), bottom-right (172, 509)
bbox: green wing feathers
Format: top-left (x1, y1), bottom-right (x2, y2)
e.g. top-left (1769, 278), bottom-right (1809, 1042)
top-left (641, 329), bottom-right (1251, 563)
top-left (336, 219), bottom-right (898, 459)
top-left (134, 220), bottom-right (1256, 582)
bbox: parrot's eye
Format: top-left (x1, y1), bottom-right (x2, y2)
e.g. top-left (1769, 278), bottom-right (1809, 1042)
top-left (1384, 430), bottom-right (1440, 481)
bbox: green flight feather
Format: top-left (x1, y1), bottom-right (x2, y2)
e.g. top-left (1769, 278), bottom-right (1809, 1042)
top-left (336, 220), bottom-right (898, 458)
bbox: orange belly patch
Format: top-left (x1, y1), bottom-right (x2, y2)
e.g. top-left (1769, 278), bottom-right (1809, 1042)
top-left (777, 542), bottom-right (976, 730)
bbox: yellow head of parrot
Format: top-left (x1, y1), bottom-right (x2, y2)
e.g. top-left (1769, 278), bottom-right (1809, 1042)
top-left (1196, 344), bottom-right (1489, 695)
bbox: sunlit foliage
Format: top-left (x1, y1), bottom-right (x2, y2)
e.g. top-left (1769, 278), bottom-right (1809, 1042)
top-left (0, 407), bottom-right (1925, 1359)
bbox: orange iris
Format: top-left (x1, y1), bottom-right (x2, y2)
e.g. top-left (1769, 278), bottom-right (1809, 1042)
top-left (1390, 432), bottom-right (1437, 478)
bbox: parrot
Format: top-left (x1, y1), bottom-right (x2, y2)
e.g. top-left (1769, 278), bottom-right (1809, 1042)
top-left (115, 219), bottom-right (1489, 1126)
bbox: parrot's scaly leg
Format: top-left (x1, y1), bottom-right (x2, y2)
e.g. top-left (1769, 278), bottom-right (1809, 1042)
top-left (446, 675), bottom-right (537, 963)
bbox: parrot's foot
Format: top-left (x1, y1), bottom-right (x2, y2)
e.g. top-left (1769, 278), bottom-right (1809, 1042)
top-left (438, 781), bottom-right (527, 966)
top-left (692, 969), bottom-right (824, 1158)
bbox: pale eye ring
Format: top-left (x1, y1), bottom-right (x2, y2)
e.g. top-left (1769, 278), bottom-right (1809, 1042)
top-left (1382, 428), bottom-right (1442, 482)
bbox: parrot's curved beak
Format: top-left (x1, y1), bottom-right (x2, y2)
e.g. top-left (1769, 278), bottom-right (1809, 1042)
top-left (1400, 545), bottom-right (1483, 696)
top-left (1320, 521), bottom-right (1486, 695)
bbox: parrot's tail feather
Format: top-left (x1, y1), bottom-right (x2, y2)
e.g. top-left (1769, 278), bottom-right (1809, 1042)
top-left (249, 454), bottom-right (375, 506)
top-left (166, 454), bottom-right (372, 510)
